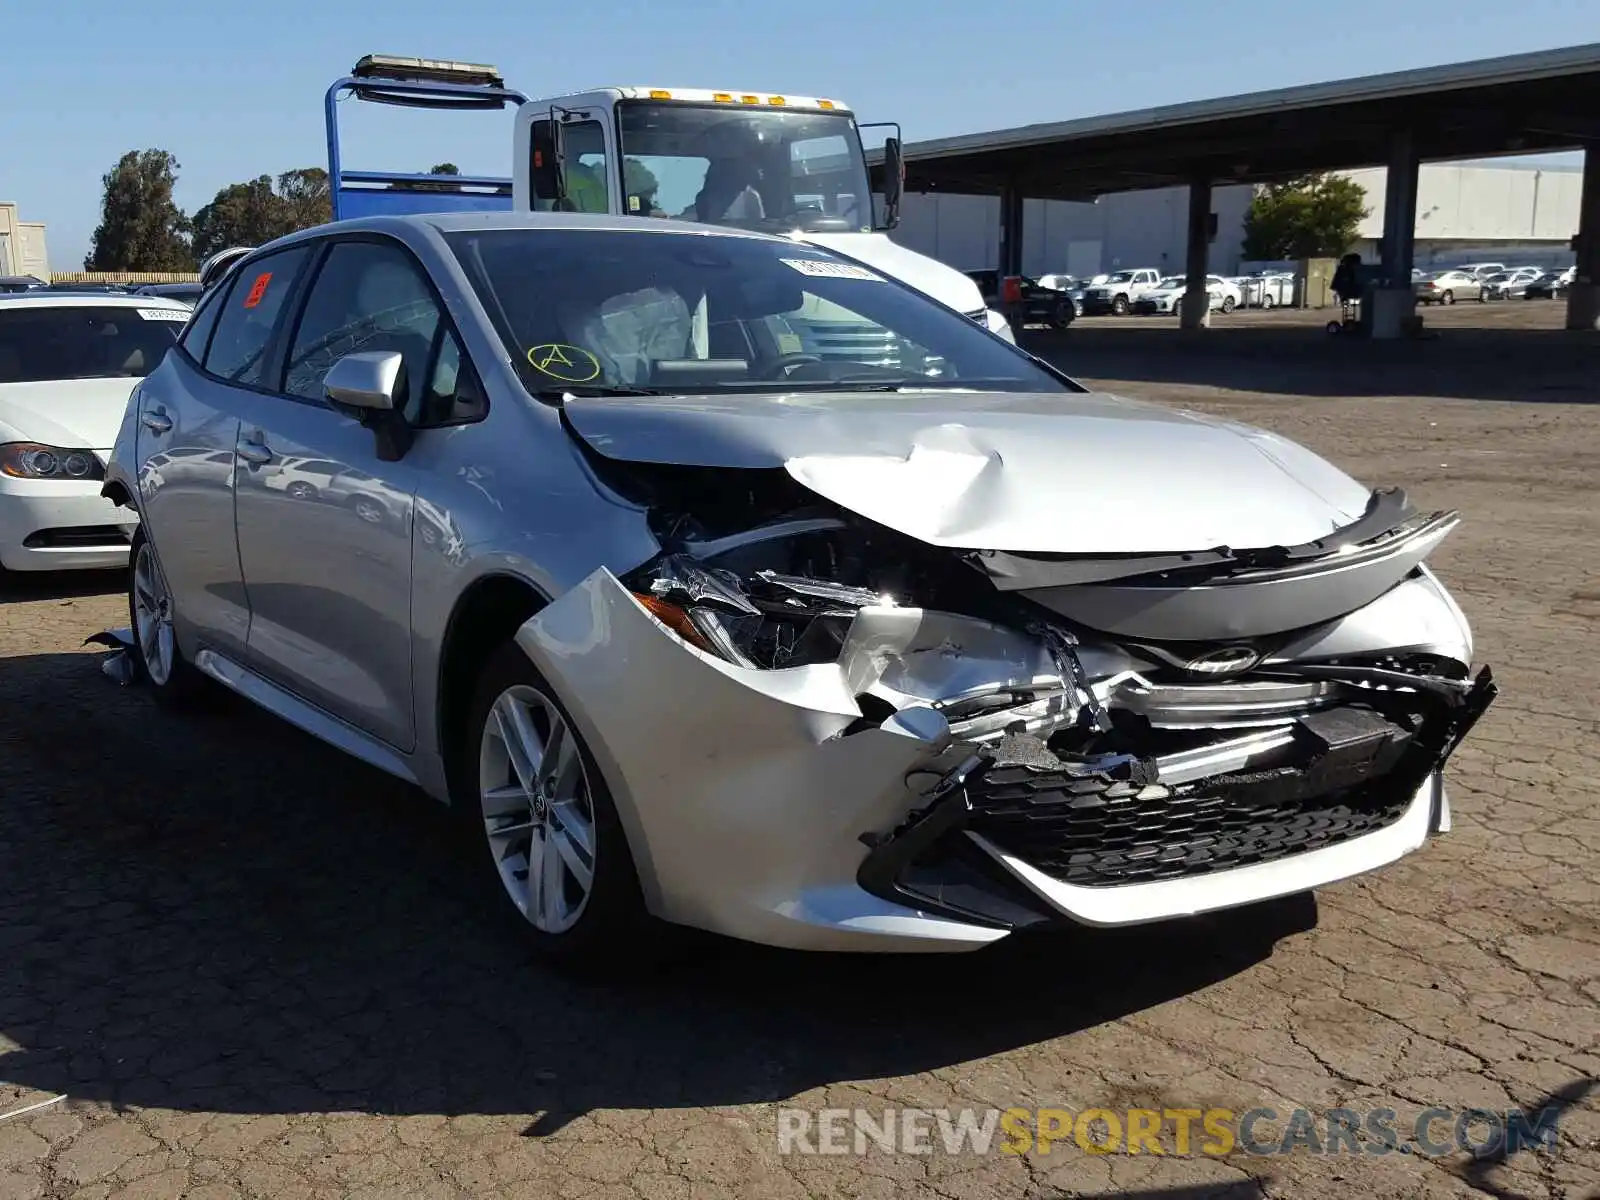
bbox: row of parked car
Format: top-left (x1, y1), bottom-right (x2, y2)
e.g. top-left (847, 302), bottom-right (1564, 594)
top-left (964, 259), bottom-right (1578, 327)
top-left (1411, 263), bottom-right (1575, 305)
top-left (0, 276), bottom-right (204, 302)
top-left (966, 267), bottom-right (1301, 325)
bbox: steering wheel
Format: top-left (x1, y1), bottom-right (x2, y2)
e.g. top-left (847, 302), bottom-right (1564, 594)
top-left (760, 352), bottom-right (825, 379)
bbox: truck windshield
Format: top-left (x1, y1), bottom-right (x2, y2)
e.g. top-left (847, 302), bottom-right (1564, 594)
top-left (616, 103), bottom-right (873, 234)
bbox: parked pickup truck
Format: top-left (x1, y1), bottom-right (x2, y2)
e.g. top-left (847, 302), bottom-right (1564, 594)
top-left (964, 270), bottom-right (1076, 330)
top-left (1078, 268), bottom-right (1162, 315)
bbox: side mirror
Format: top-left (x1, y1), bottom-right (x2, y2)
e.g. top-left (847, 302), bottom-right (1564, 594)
top-left (324, 350), bottom-right (402, 410)
top-left (324, 351), bottom-right (413, 461)
top-left (881, 137), bottom-right (904, 231)
top-left (530, 117), bottom-right (569, 210)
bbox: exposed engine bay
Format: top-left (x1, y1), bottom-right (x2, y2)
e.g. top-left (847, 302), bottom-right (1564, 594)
top-left (594, 454), bottom-right (1497, 929)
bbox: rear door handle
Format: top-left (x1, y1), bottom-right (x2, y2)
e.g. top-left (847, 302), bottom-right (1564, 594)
top-left (140, 408), bottom-right (172, 434)
top-left (236, 434), bottom-right (273, 466)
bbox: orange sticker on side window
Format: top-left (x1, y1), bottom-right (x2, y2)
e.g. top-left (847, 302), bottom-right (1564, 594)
top-left (242, 272), bottom-right (273, 308)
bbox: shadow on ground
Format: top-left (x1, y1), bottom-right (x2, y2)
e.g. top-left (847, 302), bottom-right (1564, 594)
top-left (0, 567), bottom-right (123, 605)
top-left (1022, 324), bottom-right (1600, 404)
top-left (0, 650), bottom-right (1316, 1128)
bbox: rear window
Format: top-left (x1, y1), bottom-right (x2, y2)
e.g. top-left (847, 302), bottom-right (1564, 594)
top-left (0, 306), bottom-right (185, 383)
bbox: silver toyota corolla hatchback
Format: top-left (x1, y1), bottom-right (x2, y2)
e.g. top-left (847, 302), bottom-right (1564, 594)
top-left (104, 212), bottom-right (1495, 966)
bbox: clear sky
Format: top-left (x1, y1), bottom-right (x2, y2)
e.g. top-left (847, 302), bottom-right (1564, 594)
top-left (7, 0), bottom-right (1594, 266)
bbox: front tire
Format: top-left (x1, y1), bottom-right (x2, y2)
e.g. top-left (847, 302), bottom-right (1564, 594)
top-left (459, 642), bottom-right (653, 970)
top-left (1220, 295), bottom-right (1236, 313)
top-left (127, 528), bottom-right (207, 705)
top-left (1261, 293), bottom-right (1275, 310)
top-left (1111, 294), bottom-right (1130, 315)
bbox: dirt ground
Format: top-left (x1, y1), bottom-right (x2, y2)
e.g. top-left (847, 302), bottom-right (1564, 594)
top-left (0, 303), bottom-right (1596, 1199)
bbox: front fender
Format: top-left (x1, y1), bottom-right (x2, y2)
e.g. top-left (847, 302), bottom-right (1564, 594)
top-left (513, 568), bottom-right (1006, 951)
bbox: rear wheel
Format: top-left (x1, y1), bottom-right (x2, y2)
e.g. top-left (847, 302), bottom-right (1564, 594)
top-left (458, 642), bottom-right (654, 971)
top-left (127, 528), bottom-right (207, 705)
top-left (1220, 295), bottom-right (1237, 313)
top-left (1261, 293), bottom-right (1275, 310)
top-left (1441, 290), bottom-right (1455, 305)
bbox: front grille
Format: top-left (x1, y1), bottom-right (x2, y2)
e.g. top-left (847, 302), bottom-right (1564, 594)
top-left (967, 707), bottom-right (1420, 887)
top-left (968, 767), bottom-right (1413, 887)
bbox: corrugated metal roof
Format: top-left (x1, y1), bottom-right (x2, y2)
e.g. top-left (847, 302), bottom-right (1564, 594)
top-left (875, 43), bottom-right (1600, 165)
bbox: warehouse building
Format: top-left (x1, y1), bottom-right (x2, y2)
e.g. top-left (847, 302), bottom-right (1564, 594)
top-left (0, 203), bottom-right (49, 281)
top-left (887, 160), bottom-right (1582, 279)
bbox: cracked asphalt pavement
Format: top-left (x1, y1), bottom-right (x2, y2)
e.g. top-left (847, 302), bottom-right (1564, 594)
top-left (1, 304), bottom-right (1596, 1199)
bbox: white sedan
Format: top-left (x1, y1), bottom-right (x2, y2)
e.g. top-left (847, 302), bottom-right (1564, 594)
top-left (0, 292), bottom-right (189, 572)
top-left (1132, 275), bottom-right (1240, 314)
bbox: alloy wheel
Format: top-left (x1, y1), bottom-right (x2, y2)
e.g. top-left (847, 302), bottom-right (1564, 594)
top-left (478, 684), bottom-right (597, 934)
top-left (132, 540), bottom-right (175, 686)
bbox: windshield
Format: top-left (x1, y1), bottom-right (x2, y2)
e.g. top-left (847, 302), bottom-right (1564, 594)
top-left (446, 228), bottom-right (1075, 397)
top-left (616, 103), bottom-right (873, 234)
top-left (1104, 272), bottom-right (1135, 283)
top-left (0, 306), bottom-right (182, 383)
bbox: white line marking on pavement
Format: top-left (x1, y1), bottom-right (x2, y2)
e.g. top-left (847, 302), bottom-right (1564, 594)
top-left (0, 1094), bottom-right (66, 1123)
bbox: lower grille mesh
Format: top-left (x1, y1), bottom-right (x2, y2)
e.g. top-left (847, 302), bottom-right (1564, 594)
top-left (968, 767), bottom-right (1413, 887)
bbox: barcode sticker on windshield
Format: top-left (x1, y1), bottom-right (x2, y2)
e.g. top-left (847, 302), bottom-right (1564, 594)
top-left (780, 258), bottom-right (883, 281)
top-left (136, 308), bottom-right (189, 322)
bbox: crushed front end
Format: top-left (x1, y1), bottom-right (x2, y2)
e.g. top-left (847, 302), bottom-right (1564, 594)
top-left (519, 465), bottom-right (1494, 951)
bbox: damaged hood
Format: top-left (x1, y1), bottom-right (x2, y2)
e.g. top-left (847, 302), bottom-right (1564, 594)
top-left (563, 389), bottom-right (1375, 554)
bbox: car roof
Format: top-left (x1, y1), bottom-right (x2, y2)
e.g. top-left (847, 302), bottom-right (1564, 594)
top-left (257, 210), bottom-right (804, 257)
top-left (0, 292), bottom-right (191, 312)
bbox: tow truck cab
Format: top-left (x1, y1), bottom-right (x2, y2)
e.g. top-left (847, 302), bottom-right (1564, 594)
top-left (327, 55), bottom-right (1011, 340)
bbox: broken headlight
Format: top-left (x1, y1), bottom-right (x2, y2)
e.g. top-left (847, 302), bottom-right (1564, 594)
top-left (625, 552), bottom-right (899, 670)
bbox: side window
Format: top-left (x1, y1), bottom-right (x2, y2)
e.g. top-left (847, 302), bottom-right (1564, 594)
top-left (531, 119), bottom-right (609, 214)
top-left (282, 239), bottom-right (480, 426)
top-left (203, 246), bottom-right (311, 386)
top-left (178, 282), bottom-right (229, 363)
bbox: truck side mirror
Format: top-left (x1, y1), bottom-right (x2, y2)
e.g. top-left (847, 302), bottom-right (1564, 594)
top-left (881, 137), bottom-right (904, 230)
top-left (529, 118), bottom-right (568, 209)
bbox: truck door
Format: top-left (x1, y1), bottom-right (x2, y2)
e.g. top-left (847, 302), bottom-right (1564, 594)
top-left (527, 111), bottom-right (617, 214)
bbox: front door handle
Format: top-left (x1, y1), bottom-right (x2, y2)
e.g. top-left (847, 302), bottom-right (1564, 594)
top-left (140, 408), bottom-right (172, 434)
top-left (236, 435), bottom-right (273, 466)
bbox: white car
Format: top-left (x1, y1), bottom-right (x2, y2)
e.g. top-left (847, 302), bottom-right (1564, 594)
top-left (0, 292), bottom-right (189, 572)
top-left (1132, 275), bottom-right (1239, 315)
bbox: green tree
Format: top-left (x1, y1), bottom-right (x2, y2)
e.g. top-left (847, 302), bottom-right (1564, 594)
top-left (276, 167), bottom-right (331, 229)
top-left (85, 150), bottom-right (194, 271)
top-left (191, 168), bottom-right (332, 259)
top-left (1241, 173), bottom-right (1370, 261)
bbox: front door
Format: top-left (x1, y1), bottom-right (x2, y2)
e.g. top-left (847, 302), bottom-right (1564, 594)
top-left (232, 236), bottom-right (470, 751)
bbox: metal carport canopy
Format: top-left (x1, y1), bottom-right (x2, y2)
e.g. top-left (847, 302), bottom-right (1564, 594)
top-left (868, 43), bottom-right (1600, 199)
